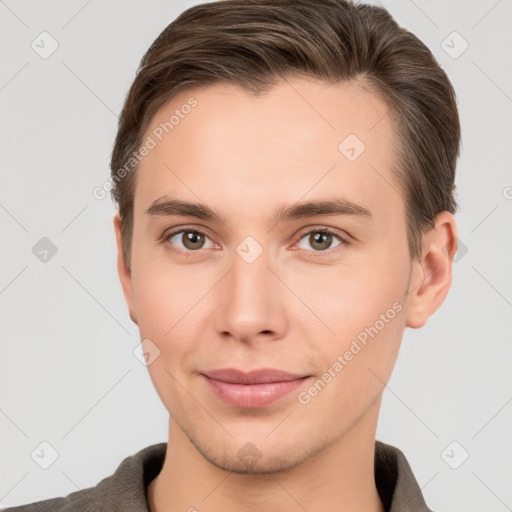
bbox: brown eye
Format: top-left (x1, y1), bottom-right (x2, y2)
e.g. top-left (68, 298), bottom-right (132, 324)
top-left (296, 229), bottom-right (345, 253)
top-left (181, 231), bottom-right (206, 250)
top-left (165, 229), bottom-right (215, 254)
top-left (310, 232), bottom-right (333, 251)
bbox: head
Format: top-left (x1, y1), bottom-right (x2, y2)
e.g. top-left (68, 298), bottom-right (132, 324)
top-left (111, 0), bottom-right (460, 473)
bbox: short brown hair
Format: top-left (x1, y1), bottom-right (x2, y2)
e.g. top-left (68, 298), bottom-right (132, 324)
top-left (110, 0), bottom-right (460, 268)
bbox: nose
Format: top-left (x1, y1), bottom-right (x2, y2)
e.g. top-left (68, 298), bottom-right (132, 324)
top-left (213, 245), bottom-right (288, 345)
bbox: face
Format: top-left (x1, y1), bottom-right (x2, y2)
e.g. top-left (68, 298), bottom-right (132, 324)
top-left (115, 77), bottom-right (428, 473)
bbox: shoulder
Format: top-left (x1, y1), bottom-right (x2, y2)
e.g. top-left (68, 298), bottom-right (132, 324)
top-left (1, 489), bottom-right (101, 511)
top-left (1, 443), bottom-right (167, 512)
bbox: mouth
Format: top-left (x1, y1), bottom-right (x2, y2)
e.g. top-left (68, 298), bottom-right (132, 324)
top-left (201, 368), bottom-right (311, 408)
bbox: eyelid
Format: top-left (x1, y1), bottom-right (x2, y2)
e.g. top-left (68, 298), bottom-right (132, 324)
top-left (294, 225), bottom-right (350, 241)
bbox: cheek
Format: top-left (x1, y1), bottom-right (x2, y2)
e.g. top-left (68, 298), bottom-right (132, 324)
top-left (130, 254), bottom-right (210, 384)
top-left (130, 241), bottom-right (201, 337)
top-left (133, 265), bottom-right (196, 413)
top-left (285, 256), bottom-right (406, 341)
top-left (297, 298), bottom-right (405, 429)
top-left (293, 255), bottom-right (408, 395)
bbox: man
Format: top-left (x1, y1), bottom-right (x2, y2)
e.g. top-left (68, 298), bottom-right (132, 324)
top-left (3, 0), bottom-right (460, 510)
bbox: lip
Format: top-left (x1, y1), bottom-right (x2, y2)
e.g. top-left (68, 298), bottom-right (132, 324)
top-left (203, 368), bottom-right (306, 384)
top-left (201, 368), bottom-right (310, 408)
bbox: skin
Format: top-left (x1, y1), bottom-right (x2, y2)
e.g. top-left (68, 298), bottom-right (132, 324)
top-left (113, 77), bottom-right (458, 512)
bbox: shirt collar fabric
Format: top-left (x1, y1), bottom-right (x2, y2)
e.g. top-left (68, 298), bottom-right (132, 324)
top-left (2, 440), bottom-right (433, 511)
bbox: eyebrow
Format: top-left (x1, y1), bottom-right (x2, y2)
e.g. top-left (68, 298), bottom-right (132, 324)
top-left (145, 197), bottom-right (373, 225)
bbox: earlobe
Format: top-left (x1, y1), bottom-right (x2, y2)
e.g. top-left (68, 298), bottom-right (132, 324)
top-left (405, 211), bottom-right (458, 329)
top-left (113, 212), bottom-right (138, 325)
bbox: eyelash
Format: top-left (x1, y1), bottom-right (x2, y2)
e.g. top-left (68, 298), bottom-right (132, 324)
top-left (159, 226), bottom-right (350, 258)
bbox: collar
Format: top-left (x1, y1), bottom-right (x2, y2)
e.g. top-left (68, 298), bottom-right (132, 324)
top-left (80, 440), bottom-right (433, 511)
top-left (374, 440), bottom-right (433, 511)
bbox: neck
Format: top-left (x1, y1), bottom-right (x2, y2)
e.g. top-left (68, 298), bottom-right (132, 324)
top-left (148, 399), bottom-right (384, 512)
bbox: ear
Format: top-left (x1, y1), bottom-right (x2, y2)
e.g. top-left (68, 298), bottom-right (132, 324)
top-left (113, 211), bottom-right (138, 325)
top-left (405, 211), bottom-right (458, 329)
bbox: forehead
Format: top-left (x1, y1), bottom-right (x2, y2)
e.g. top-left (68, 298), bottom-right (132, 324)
top-left (134, 77), bottom-right (402, 226)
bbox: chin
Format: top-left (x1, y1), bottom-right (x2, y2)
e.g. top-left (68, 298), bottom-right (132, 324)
top-left (187, 424), bottom-right (330, 475)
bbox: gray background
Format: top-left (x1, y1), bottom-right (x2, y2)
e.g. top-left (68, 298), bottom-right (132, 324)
top-left (1, 0), bottom-right (511, 510)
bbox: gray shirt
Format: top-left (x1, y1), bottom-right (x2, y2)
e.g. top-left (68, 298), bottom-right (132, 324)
top-left (1, 440), bottom-right (434, 511)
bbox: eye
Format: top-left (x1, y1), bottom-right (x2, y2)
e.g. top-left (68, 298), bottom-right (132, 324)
top-left (162, 228), bottom-right (218, 255)
top-left (295, 228), bottom-right (348, 254)
top-left (160, 226), bottom-right (349, 258)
